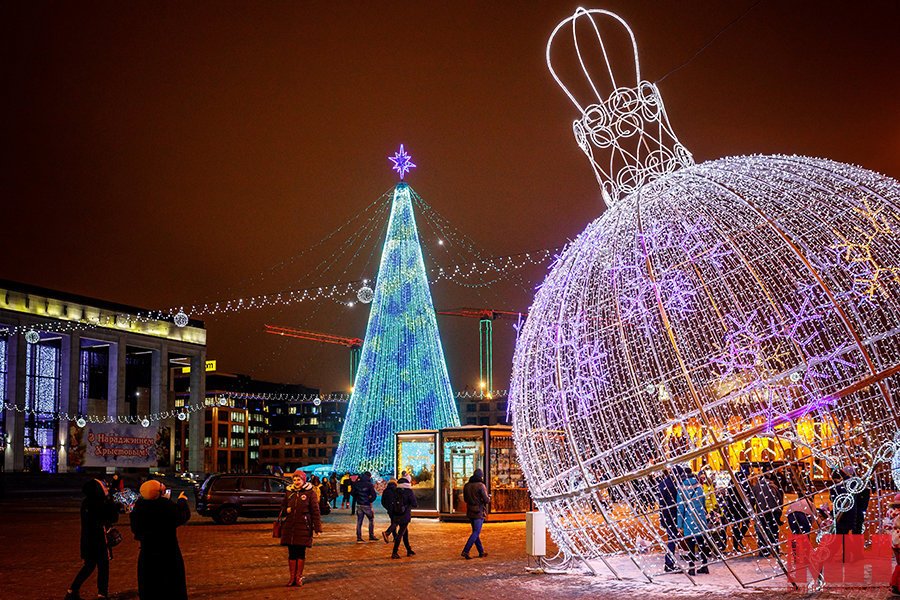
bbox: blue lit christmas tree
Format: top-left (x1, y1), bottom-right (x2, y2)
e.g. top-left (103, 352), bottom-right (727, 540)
top-left (333, 146), bottom-right (460, 475)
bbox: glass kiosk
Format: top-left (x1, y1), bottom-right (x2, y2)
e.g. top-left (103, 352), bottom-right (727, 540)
top-left (396, 425), bottom-right (531, 521)
top-left (395, 430), bottom-right (439, 516)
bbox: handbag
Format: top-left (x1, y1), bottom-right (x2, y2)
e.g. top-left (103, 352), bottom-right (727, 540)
top-left (105, 526), bottom-right (123, 548)
top-left (273, 510), bottom-right (285, 538)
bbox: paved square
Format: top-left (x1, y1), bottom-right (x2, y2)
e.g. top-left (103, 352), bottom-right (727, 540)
top-left (0, 499), bottom-right (888, 600)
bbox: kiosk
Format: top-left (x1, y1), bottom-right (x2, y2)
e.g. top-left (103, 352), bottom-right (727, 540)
top-left (395, 425), bottom-right (531, 521)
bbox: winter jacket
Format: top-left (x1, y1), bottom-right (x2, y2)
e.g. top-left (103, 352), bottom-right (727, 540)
top-left (130, 495), bottom-right (191, 600)
top-left (340, 475), bottom-right (352, 495)
top-left (351, 473), bottom-right (377, 506)
top-left (463, 471), bottom-right (490, 521)
top-left (79, 479), bottom-right (119, 561)
top-left (381, 482), bottom-right (398, 516)
top-left (393, 479), bottom-right (418, 524)
top-left (852, 485), bottom-right (870, 535)
top-left (657, 474), bottom-right (678, 531)
top-left (830, 481), bottom-right (857, 535)
top-left (281, 482), bottom-right (322, 547)
top-left (722, 481), bottom-right (750, 521)
top-left (676, 476), bottom-right (708, 537)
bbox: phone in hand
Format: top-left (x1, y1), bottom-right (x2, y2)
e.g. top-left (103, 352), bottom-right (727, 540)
top-left (164, 489), bottom-right (172, 499)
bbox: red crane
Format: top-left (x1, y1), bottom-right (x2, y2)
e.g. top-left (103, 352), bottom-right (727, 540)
top-left (436, 308), bottom-right (526, 394)
top-left (264, 324), bottom-right (363, 387)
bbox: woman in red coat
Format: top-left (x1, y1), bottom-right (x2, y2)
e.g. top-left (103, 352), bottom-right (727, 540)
top-left (281, 469), bottom-right (322, 587)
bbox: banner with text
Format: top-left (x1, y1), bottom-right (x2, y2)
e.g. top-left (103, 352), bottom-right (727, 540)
top-left (76, 423), bottom-right (160, 468)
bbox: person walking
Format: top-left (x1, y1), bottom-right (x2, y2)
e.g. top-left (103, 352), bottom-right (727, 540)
top-left (340, 473), bottom-right (352, 509)
top-left (129, 480), bottom-right (191, 600)
top-left (751, 474), bottom-right (783, 556)
top-left (657, 467), bottom-right (680, 572)
top-left (65, 479), bottom-right (119, 600)
top-left (677, 468), bottom-right (709, 576)
top-left (351, 471), bottom-right (378, 542)
top-left (461, 468), bottom-right (490, 559)
top-left (380, 479), bottom-right (399, 543)
top-left (280, 469), bottom-right (322, 587)
top-left (390, 476), bottom-right (417, 559)
top-left (329, 473), bottom-right (340, 509)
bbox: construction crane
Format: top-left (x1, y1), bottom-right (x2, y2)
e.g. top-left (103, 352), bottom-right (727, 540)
top-left (264, 325), bottom-right (363, 389)
top-left (436, 308), bottom-right (525, 395)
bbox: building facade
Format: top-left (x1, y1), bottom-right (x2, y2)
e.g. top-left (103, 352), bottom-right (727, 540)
top-left (457, 394), bottom-right (509, 426)
top-left (0, 280), bottom-right (207, 473)
top-left (259, 430), bottom-right (340, 471)
top-left (172, 372), bottom-right (320, 474)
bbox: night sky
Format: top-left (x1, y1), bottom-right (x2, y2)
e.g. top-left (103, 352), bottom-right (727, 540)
top-left (4, 1), bottom-right (899, 394)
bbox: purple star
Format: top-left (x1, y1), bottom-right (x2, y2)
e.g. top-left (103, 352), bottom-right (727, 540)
top-left (388, 144), bottom-right (416, 179)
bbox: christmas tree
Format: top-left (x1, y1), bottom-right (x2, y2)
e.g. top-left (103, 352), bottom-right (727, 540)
top-left (333, 146), bottom-right (459, 475)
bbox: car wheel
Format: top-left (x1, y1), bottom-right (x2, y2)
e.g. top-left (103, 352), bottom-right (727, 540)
top-left (217, 505), bottom-right (239, 525)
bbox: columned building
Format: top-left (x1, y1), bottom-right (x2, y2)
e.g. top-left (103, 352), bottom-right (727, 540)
top-left (0, 280), bottom-right (207, 473)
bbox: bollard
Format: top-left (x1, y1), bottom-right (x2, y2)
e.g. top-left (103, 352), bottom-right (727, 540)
top-left (526, 511), bottom-right (546, 557)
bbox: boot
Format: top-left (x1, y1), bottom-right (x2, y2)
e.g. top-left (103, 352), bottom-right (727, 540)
top-left (286, 559), bottom-right (298, 586)
top-left (295, 559), bottom-right (305, 587)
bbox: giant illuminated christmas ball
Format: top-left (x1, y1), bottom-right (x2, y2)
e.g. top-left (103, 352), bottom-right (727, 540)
top-left (510, 9), bottom-right (900, 581)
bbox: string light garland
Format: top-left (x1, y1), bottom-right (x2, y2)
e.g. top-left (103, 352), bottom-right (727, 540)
top-left (0, 388), bottom-right (510, 427)
top-left (2, 399), bottom-right (206, 425)
top-left (0, 246), bottom-right (557, 339)
top-left (510, 8), bottom-right (900, 587)
top-left (333, 169), bottom-right (460, 475)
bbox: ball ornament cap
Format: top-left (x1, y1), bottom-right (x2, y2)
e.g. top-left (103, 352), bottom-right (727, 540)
top-left (24, 330), bottom-right (40, 344)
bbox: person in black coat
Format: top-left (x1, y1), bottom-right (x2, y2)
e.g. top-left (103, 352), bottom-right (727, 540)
top-left (830, 469), bottom-right (857, 535)
top-left (380, 479), bottom-right (399, 543)
top-left (656, 467), bottom-right (679, 571)
top-left (65, 479), bottom-right (119, 600)
top-left (722, 470), bottom-right (752, 554)
top-left (130, 479), bottom-right (191, 600)
top-left (390, 477), bottom-right (418, 559)
top-left (351, 471), bottom-right (378, 542)
top-left (461, 468), bottom-right (491, 559)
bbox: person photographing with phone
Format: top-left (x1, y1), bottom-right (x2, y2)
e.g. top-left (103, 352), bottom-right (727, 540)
top-left (130, 479), bottom-right (191, 600)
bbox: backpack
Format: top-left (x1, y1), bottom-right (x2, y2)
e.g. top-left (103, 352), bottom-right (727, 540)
top-left (390, 489), bottom-right (407, 517)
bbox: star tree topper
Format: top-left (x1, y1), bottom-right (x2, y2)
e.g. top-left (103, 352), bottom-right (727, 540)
top-left (388, 144), bottom-right (416, 179)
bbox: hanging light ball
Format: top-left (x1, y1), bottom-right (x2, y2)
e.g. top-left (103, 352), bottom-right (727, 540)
top-left (140, 418), bottom-right (150, 428)
top-left (24, 330), bottom-right (40, 345)
top-left (510, 8), bottom-right (900, 578)
top-left (177, 412), bottom-right (188, 421)
top-left (173, 311), bottom-right (189, 328)
top-left (313, 397), bottom-right (322, 407)
top-left (357, 286), bottom-right (374, 304)
top-left (217, 397), bottom-right (227, 406)
top-left (76, 417), bottom-right (87, 428)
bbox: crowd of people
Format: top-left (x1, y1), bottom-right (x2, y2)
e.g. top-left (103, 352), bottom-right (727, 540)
top-left (272, 467), bottom-right (492, 585)
top-left (62, 467), bottom-right (492, 598)
top-left (61, 464), bottom-right (900, 597)
top-left (653, 463), bottom-right (900, 583)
